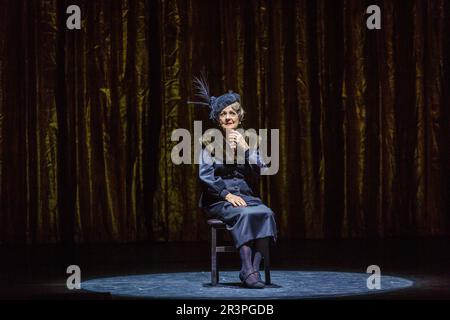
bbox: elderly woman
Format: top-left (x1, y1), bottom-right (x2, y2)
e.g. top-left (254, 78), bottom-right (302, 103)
top-left (190, 77), bottom-right (277, 289)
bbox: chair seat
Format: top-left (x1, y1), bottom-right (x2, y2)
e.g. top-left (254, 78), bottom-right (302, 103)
top-left (207, 219), bottom-right (227, 228)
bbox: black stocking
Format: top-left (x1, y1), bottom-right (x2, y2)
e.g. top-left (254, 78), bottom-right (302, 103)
top-left (252, 237), bottom-right (269, 272)
top-left (239, 241), bottom-right (265, 288)
top-left (239, 242), bottom-right (253, 274)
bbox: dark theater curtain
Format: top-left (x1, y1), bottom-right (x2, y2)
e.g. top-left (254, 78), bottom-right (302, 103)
top-left (0, 0), bottom-right (448, 244)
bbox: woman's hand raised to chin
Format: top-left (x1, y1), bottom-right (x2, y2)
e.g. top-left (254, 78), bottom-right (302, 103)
top-left (227, 129), bottom-right (249, 151)
top-left (225, 193), bottom-right (247, 207)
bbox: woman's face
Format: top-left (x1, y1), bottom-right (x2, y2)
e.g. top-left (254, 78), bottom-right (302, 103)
top-left (218, 103), bottom-right (240, 131)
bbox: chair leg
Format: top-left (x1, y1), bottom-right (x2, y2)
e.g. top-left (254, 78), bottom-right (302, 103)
top-left (216, 260), bottom-right (219, 284)
top-left (264, 245), bottom-right (271, 285)
top-left (211, 227), bottom-right (218, 285)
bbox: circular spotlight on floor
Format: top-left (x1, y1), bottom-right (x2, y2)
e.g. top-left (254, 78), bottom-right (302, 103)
top-left (82, 271), bottom-right (413, 299)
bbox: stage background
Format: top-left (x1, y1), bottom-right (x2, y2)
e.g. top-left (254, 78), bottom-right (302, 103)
top-left (0, 0), bottom-right (449, 244)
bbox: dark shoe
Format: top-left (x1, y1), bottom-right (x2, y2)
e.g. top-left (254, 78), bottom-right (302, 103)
top-left (239, 270), bottom-right (265, 289)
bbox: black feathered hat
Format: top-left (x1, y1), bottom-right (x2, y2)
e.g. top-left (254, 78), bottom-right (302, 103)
top-left (187, 74), bottom-right (240, 121)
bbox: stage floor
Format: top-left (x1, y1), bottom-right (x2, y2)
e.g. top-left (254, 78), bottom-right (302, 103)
top-left (81, 270), bottom-right (413, 299)
top-left (0, 238), bottom-right (449, 300)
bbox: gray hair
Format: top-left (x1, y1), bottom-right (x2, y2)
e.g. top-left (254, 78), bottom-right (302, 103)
top-left (233, 103), bottom-right (245, 122)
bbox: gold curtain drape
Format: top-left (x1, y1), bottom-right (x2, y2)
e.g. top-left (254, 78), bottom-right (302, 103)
top-left (0, 0), bottom-right (448, 244)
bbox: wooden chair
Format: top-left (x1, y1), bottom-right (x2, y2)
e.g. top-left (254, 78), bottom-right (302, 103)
top-left (207, 219), bottom-right (271, 286)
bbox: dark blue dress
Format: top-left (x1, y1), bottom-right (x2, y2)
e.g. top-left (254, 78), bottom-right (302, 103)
top-left (198, 146), bottom-right (277, 248)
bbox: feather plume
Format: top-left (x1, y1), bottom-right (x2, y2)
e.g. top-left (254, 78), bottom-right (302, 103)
top-left (192, 73), bottom-right (211, 103)
top-left (187, 71), bottom-right (213, 107)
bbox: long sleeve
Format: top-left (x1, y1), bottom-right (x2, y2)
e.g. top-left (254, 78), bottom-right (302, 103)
top-left (199, 148), bottom-right (230, 199)
top-left (244, 148), bottom-right (267, 176)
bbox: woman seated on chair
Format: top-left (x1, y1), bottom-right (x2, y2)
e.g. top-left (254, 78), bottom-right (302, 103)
top-left (190, 76), bottom-right (277, 289)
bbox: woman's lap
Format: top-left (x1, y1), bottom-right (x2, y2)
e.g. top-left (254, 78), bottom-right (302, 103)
top-left (205, 201), bottom-right (277, 248)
